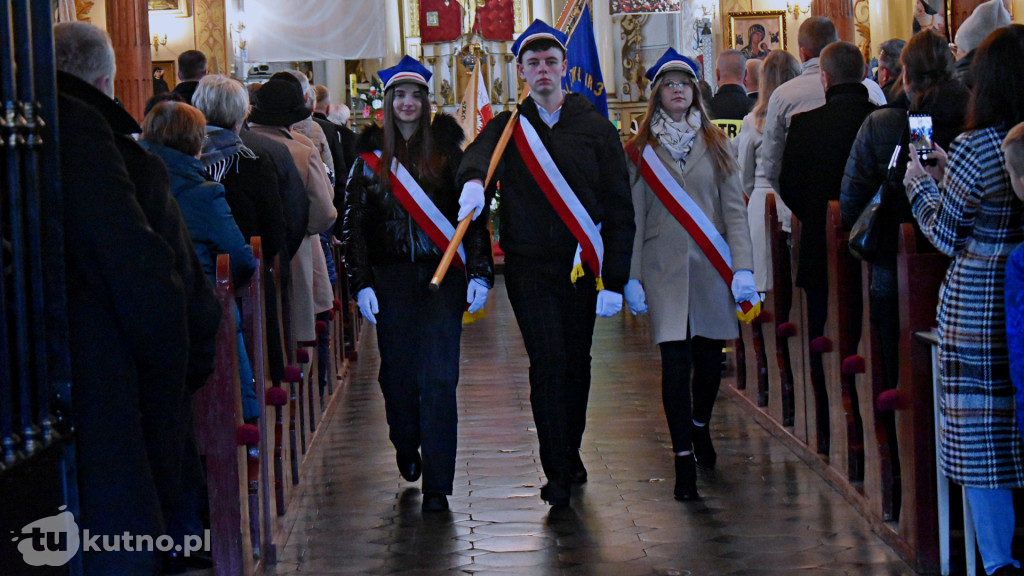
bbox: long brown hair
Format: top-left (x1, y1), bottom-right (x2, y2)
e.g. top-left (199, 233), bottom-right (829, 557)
top-left (901, 30), bottom-right (954, 109)
top-left (966, 24), bottom-right (1024, 131)
top-left (751, 50), bottom-right (800, 132)
top-left (626, 74), bottom-right (737, 177)
top-left (377, 82), bottom-right (437, 191)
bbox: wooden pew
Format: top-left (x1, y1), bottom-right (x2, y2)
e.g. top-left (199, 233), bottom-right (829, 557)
top-left (822, 200), bottom-right (864, 480)
top-left (192, 254), bottom-right (253, 576)
top-left (849, 259), bottom-right (898, 523)
top-left (238, 237), bottom-right (275, 563)
top-left (787, 216), bottom-right (815, 448)
top-left (764, 194), bottom-right (796, 427)
top-left (891, 223), bottom-right (947, 573)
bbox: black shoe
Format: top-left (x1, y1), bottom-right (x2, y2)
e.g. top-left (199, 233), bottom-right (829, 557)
top-left (567, 449), bottom-right (588, 484)
top-left (397, 450), bottom-right (422, 482)
top-left (692, 425), bottom-right (717, 470)
top-left (422, 493), bottom-right (449, 513)
top-left (674, 455), bottom-right (700, 501)
top-left (163, 550), bottom-right (213, 574)
top-left (540, 481), bottom-right (570, 506)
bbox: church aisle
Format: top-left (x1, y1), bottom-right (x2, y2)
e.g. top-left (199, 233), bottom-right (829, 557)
top-left (266, 276), bottom-right (915, 575)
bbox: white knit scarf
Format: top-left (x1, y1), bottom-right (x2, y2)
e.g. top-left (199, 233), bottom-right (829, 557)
top-left (651, 107), bottom-right (702, 172)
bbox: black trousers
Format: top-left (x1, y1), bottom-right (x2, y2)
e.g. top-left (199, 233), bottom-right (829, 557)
top-left (374, 261), bottom-right (466, 494)
top-left (659, 337), bottom-right (724, 453)
top-left (504, 254), bottom-right (597, 485)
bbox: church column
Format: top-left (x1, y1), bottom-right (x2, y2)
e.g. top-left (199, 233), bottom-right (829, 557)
top-left (871, 0), bottom-right (912, 49)
top-left (812, 0), bottom-right (856, 42)
top-left (194, 0), bottom-right (229, 75)
top-left (106, 0), bottom-right (151, 121)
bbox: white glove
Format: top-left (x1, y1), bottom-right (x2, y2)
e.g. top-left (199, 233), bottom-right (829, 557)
top-left (357, 287), bottom-right (378, 325)
top-left (466, 278), bottom-right (489, 313)
top-left (730, 270), bottom-right (758, 305)
top-left (623, 279), bottom-right (647, 315)
top-left (458, 180), bottom-right (485, 221)
top-left (595, 290), bottom-right (623, 317)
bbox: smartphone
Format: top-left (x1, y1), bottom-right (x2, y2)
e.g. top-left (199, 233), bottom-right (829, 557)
top-left (908, 113), bottom-right (934, 156)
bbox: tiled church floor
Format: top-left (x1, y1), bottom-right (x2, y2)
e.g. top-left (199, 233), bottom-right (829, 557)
top-left (266, 276), bottom-right (916, 575)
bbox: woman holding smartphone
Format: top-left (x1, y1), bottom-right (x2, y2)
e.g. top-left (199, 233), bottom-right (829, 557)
top-left (841, 30), bottom-right (969, 393)
top-left (903, 26), bottom-right (1024, 576)
top-left (623, 49), bottom-right (755, 501)
top-left (343, 56), bottom-right (494, 513)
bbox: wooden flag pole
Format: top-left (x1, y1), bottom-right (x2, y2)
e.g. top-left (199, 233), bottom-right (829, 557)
top-left (429, 83), bottom-right (530, 291)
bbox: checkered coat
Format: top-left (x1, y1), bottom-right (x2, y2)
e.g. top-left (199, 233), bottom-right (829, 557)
top-left (906, 125), bottom-right (1024, 488)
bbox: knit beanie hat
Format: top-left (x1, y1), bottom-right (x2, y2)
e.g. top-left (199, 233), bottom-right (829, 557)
top-left (955, 0), bottom-right (1011, 55)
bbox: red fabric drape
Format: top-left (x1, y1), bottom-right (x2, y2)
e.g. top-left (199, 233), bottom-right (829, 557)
top-left (420, 0), bottom-right (463, 43)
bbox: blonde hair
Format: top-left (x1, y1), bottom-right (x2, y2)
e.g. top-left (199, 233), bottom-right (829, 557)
top-left (141, 101), bottom-right (207, 157)
top-left (752, 50), bottom-right (801, 133)
top-left (626, 74), bottom-right (737, 177)
top-left (1003, 121), bottom-right (1024, 180)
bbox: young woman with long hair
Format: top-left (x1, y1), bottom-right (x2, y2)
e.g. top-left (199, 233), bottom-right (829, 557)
top-left (343, 56), bottom-right (494, 513)
top-left (623, 49), bottom-right (756, 501)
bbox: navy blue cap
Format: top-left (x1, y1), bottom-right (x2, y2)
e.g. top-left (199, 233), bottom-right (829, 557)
top-left (378, 55), bottom-right (432, 92)
top-left (645, 48), bottom-right (700, 83)
top-left (511, 19), bottom-right (568, 58)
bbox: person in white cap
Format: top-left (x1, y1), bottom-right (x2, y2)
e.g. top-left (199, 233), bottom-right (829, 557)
top-left (952, 0), bottom-right (1012, 88)
top-left (344, 55), bottom-right (494, 513)
top-left (623, 48), bottom-right (756, 501)
top-left (456, 19), bottom-right (635, 507)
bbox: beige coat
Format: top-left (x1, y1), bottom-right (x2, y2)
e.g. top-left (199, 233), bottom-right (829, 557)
top-left (249, 124), bottom-right (337, 343)
top-left (628, 136), bottom-right (754, 344)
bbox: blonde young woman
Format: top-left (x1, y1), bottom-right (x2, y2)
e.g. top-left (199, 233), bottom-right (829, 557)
top-left (735, 50), bottom-right (801, 292)
top-left (623, 49), bottom-right (756, 500)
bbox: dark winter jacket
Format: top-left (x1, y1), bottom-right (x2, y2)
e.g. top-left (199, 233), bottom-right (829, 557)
top-left (710, 83), bottom-right (754, 121)
top-left (344, 113), bottom-right (494, 294)
top-left (840, 81), bottom-right (969, 268)
top-left (457, 93), bottom-right (635, 292)
top-left (779, 83), bottom-right (877, 291)
top-left (239, 125), bottom-right (310, 259)
top-left (141, 140), bottom-right (257, 287)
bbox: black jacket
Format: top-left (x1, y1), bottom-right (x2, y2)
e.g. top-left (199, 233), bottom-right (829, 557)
top-left (344, 113), bottom-right (494, 293)
top-left (457, 94), bottom-right (635, 292)
top-left (313, 111), bottom-right (350, 237)
top-left (172, 79), bottom-right (199, 104)
top-left (56, 71), bottom-right (219, 394)
top-left (709, 83), bottom-right (753, 121)
top-left (779, 83), bottom-right (877, 291)
top-left (239, 125), bottom-right (310, 259)
top-left (840, 81), bottom-right (969, 268)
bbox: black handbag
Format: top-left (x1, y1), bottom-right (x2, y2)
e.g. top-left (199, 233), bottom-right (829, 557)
top-left (849, 144), bottom-right (902, 262)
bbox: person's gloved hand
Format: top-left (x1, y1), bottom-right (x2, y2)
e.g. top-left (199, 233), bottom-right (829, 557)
top-left (466, 278), bottom-right (489, 313)
top-left (623, 279), bottom-right (647, 315)
top-left (595, 290), bottom-right (623, 317)
top-left (357, 287), bottom-right (378, 325)
top-left (458, 180), bottom-right (485, 221)
top-left (731, 270), bottom-right (758, 304)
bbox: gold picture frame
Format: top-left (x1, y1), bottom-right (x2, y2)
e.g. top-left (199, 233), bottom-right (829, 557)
top-left (148, 0), bottom-right (189, 17)
top-left (728, 11), bottom-right (786, 60)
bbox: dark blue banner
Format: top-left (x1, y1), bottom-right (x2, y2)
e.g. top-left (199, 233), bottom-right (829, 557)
top-left (563, 4), bottom-right (608, 117)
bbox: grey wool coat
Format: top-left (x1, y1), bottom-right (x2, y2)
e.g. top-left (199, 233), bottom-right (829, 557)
top-left (628, 135), bottom-right (754, 344)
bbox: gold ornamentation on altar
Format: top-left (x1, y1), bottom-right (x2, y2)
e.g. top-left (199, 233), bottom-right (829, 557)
top-left (854, 0), bottom-right (871, 61)
top-left (408, 0), bottom-right (421, 36)
top-left (620, 15), bottom-right (649, 101)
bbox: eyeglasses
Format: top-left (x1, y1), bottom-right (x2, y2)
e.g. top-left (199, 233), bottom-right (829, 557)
top-left (662, 81), bottom-right (690, 90)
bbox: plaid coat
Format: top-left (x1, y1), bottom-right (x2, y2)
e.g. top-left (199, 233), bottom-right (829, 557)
top-left (906, 125), bottom-right (1024, 488)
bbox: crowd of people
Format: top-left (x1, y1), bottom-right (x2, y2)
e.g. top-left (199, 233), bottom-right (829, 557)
top-left (52, 4), bottom-right (1024, 574)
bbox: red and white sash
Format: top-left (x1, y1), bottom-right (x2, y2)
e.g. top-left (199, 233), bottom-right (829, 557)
top-left (360, 151), bottom-right (466, 270)
top-left (631, 145), bottom-right (761, 320)
top-left (512, 115), bottom-right (604, 288)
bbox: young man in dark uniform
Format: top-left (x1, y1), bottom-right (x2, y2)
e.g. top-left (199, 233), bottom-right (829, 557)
top-left (456, 20), bottom-right (635, 506)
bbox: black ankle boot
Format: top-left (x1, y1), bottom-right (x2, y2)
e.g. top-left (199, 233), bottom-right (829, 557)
top-left (674, 455), bottom-right (699, 501)
top-left (692, 425), bottom-right (717, 470)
